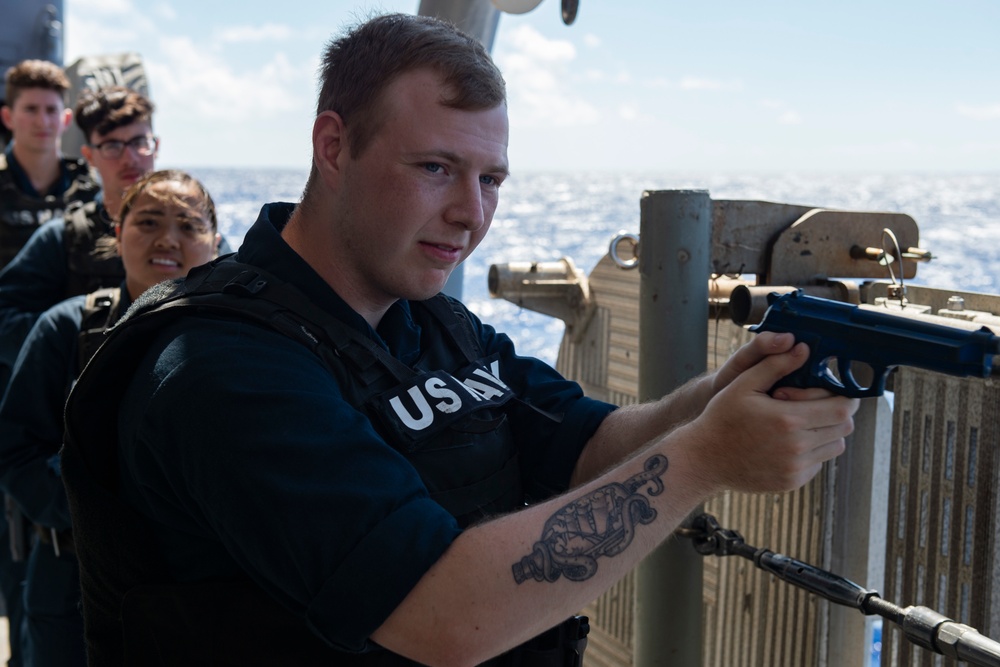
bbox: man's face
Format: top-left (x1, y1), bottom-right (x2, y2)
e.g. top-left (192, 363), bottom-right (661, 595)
top-left (0, 89), bottom-right (70, 154)
top-left (81, 121), bottom-right (157, 205)
top-left (331, 68), bottom-right (509, 312)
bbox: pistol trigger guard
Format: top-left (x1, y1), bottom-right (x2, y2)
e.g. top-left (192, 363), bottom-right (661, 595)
top-left (838, 356), bottom-right (862, 394)
top-left (814, 359), bottom-right (844, 393)
top-left (870, 365), bottom-right (892, 395)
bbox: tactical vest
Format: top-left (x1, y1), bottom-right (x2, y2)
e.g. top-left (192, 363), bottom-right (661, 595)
top-left (77, 287), bottom-right (123, 374)
top-left (62, 201), bottom-right (126, 298)
top-left (62, 258), bottom-right (582, 666)
top-left (0, 153), bottom-right (100, 268)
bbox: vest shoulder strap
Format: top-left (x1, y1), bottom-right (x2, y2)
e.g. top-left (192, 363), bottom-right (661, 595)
top-left (417, 293), bottom-right (483, 364)
top-left (77, 287), bottom-right (122, 374)
top-left (63, 200), bottom-right (103, 235)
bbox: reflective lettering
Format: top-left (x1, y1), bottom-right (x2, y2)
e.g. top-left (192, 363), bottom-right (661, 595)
top-left (462, 364), bottom-right (508, 400)
top-left (463, 378), bottom-right (506, 400)
top-left (426, 377), bottom-right (462, 413)
top-left (389, 386), bottom-right (434, 430)
top-left (454, 379), bottom-right (485, 402)
top-left (489, 361), bottom-right (506, 386)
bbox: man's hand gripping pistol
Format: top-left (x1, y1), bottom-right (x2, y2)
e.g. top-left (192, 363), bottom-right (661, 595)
top-left (750, 290), bottom-right (1000, 398)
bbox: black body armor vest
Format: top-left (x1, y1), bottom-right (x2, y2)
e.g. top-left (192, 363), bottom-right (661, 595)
top-left (63, 201), bottom-right (126, 298)
top-left (0, 153), bottom-right (99, 268)
top-left (62, 258), bottom-right (579, 666)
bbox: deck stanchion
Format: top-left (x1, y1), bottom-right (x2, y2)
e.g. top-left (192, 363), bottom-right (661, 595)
top-left (635, 190), bottom-right (712, 667)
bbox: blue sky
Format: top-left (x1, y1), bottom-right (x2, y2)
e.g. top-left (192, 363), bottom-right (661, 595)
top-left (64, 0), bottom-right (1000, 173)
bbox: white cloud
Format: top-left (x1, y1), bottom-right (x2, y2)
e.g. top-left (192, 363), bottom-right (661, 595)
top-left (956, 103), bottom-right (1000, 120)
top-left (583, 34), bottom-right (601, 48)
top-left (829, 139), bottom-right (921, 156)
top-left (215, 24), bottom-right (295, 44)
top-left (680, 77), bottom-right (724, 91)
top-left (147, 35), bottom-right (308, 121)
top-left (614, 70), bottom-right (632, 84)
top-left (153, 2), bottom-right (177, 21)
top-left (778, 111), bottom-right (802, 125)
top-left (64, 1), bottom-right (157, 60)
top-left (495, 25), bottom-right (599, 128)
top-left (68, 0), bottom-right (133, 13)
top-left (617, 104), bottom-right (654, 123)
top-left (959, 140), bottom-right (1000, 154)
top-left (505, 24), bottom-right (576, 63)
top-left (679, 76), bottom-right (741, 92)
top-left (759, 100), bottom-right (802, 125)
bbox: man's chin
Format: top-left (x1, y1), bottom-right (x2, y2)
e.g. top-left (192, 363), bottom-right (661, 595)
top-left (408, 280), bottom-right (451, 301)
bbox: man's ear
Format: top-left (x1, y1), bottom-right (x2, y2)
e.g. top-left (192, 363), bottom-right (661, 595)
top-left (0, 106), bottom-right (12, 131)
top-left (80, 144), bottom-right (94, 166)
top-left (312, 110), bottom-right (348, 186)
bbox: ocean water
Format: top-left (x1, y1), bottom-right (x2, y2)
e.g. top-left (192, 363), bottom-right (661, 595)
top-left (189, 168), bottom-right (1000, 366)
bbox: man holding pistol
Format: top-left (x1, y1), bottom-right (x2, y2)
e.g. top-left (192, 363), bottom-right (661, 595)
top-left (61, 13), bottom-right (858, 666)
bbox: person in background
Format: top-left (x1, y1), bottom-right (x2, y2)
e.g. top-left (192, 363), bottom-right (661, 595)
top-left (0, 60), bottom-right (99, 269)
top-left (0, 58), bottom-right (99, 667)
top-left (0, 170), bottom-right (221, 667)
top-left (61, 14), bottom-right (859, 667)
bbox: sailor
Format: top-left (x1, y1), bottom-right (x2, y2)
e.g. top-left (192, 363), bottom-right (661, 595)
top-left (61, 14), bottom-right (859, 667)
top-left (0, 170), bottom-right (221, 667)
top-left (0, 60), bottom-right (99, 270)
top-left (0, 58), bottom-right (98, 667)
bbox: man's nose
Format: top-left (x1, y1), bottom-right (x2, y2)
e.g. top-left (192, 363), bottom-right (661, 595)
top-left (446, 177), bottom-right (486, 231)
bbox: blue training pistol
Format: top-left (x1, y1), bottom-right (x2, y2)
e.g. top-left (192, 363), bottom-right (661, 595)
top-left (749, 290), bottom-right (1000, 398)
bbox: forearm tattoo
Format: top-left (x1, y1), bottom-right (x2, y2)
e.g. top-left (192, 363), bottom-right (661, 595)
top-left (512, 454), bottom-right (668, 584)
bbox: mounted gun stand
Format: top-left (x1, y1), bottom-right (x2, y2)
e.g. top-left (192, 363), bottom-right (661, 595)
top-left (679, 513), bottom-right (1000, 667)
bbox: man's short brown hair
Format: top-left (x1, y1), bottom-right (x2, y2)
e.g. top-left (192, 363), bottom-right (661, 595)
top-left (317, 13), bottom-right (506, 159)
top-left (74, 86), bottom-right (155, 143)
top-left (4, 60), bottom-right (70, 107)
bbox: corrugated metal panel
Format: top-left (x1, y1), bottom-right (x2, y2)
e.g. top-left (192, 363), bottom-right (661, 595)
top-left (883, 369), bottom-right (1000, 667)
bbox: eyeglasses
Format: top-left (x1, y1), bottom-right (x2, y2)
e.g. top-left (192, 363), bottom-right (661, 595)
top-left (92, 134), bottom-right (159, 159)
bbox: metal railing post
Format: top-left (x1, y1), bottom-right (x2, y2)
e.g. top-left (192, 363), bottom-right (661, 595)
top-left (635, 189), bottom-right (711, 667)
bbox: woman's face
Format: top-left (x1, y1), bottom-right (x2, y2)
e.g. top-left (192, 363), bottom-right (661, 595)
top-left (116, 179), bottom-right (219, 299)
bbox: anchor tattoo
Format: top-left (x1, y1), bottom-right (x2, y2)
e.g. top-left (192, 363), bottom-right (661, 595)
top-left (512, 454), bottom-right (668, 584)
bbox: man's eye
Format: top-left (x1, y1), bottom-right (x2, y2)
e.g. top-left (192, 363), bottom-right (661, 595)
top-left (423, 163), bottom-right (444, 174)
